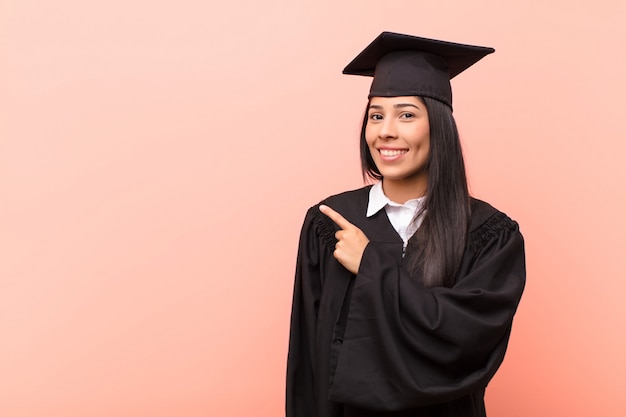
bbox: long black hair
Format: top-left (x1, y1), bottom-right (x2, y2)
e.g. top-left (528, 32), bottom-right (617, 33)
top-left (360, 96), bottom-right (471, 287)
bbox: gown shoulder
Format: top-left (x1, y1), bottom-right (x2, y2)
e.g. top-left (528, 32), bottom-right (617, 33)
top-left (469, 198), bottom-right (522, 252)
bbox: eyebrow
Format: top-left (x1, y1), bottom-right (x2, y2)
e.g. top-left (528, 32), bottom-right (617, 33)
top-left (368, 103), bottom-right (421, 110)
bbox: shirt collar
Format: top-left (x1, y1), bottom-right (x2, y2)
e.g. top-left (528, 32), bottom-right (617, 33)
top-left (366, 181), bottom-right (426, 217)
top-left (366, 182), bottom-right (389, 217)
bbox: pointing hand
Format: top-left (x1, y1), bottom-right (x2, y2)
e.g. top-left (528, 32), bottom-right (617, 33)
top-left (319, 205), bottom-right (370, 275)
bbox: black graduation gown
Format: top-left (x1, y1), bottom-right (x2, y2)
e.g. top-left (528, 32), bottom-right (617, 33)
top-left (286, 186), bottom-right (526, 417)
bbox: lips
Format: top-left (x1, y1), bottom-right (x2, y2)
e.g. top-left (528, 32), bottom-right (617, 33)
top-left (376, 148), bottom-right (409, 162)
top-left (379, 149), bottom-right (408, 156)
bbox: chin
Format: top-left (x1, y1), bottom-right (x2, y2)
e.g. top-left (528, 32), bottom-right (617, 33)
top-left (380, 169), bottom-right (428, 184)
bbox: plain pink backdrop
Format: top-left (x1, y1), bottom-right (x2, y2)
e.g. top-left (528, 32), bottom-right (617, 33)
top-left (1, 1), bottom-right (625, 416)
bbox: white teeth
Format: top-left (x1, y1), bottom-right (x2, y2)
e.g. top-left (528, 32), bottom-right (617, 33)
top-left (380, 149), bottom-right (408, 156)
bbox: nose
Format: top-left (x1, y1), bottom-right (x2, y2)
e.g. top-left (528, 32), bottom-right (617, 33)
top-left (378, 118), bottom-right (398, 139)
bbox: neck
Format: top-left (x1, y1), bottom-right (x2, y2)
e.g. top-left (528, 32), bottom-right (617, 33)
top-left (381, 176), bottom-right (427, 204)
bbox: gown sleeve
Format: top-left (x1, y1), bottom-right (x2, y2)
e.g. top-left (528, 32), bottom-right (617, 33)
top-left (328, 211), bottom-right (526, 411)
top-left (286, 207), bottom-right (324, 417)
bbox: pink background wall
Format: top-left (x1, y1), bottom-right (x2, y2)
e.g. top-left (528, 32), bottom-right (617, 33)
top-left (1, 1), bottom-right (625, 416)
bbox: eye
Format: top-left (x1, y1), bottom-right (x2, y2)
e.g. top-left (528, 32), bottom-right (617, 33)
top-left (400, 112), bottom-right (415, 119)
top-left (369, 113), bottom-right (383, 121)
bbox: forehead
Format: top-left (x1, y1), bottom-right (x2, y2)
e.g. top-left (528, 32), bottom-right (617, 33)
top-left (369, 96), bottom-right (425, 107)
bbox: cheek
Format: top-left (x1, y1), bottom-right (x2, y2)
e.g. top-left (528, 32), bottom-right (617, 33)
top-left (417, 137), bottom-right (431, 157)
top-left (364, 126), bottom-right (376, 147)
top-left (366, 141), bottom-right (376, 151)
top-left (412, 127), bottom-right (430, 149)
top-left (423, 133), bottom-right (431, 149)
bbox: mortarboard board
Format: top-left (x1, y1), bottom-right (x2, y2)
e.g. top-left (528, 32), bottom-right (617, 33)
top-left (343, 32), bottom-right (495, 109)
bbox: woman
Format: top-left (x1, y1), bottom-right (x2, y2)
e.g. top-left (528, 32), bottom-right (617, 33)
top-left (286, 32), bottom-right (525, 417)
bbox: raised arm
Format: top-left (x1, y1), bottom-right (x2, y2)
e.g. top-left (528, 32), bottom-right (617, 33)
top-left (327, 213), bottom-right (525, 410)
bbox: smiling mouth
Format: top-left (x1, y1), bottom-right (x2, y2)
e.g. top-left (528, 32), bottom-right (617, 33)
top-left (379, 149), bottom-right (408, 156)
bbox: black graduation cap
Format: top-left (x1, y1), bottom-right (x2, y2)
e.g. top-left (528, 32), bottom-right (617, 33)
top-left (343, 32), bottom-right (495, 109)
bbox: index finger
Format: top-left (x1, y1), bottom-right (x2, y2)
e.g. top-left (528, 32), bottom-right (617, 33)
top-left (319, 205), bottom-right (354, 230)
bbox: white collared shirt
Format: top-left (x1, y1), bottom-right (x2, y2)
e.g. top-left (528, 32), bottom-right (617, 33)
top-left (366, 182), bottom-right (426, 250)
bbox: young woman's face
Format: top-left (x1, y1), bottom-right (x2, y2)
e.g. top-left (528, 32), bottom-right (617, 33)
top-left (365, 96), bottom-right (431, 186)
